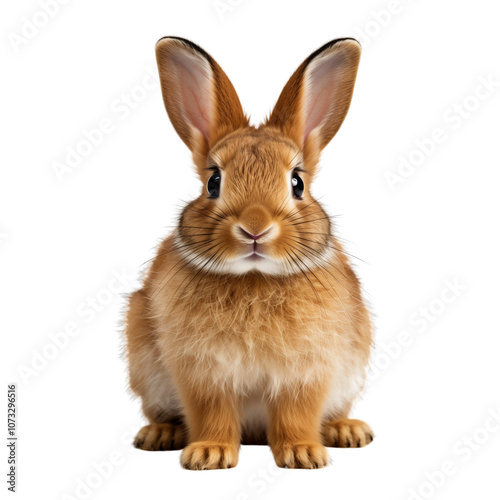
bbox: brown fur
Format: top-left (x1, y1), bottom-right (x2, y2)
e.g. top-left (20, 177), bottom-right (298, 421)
top-left (125, 37), bottom-right (373, 469)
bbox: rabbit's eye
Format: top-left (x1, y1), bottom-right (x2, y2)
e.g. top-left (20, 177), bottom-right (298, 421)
top-left (291, 171), bottom-right (304, 199)
top-left (207, 170), bottom-right (221, 198)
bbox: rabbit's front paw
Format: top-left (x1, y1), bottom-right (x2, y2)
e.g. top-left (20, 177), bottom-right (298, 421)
top-left (181, 441), bottom-right (239, 470)
top-left (322, 418), bottom-right (374, 448)
top-left (133, 421), bottom-right (186, 451)
top-left (272, 442), bottom-right (329, 469)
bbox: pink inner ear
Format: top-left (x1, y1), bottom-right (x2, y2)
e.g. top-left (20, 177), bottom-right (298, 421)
top-left (303, 51), bottom-right (344, 142)
top-left (172, 51), bottom-right (213, 140)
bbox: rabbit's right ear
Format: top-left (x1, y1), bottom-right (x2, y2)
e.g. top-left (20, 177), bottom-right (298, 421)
top-left (155, 37), bottom-right (248, 156)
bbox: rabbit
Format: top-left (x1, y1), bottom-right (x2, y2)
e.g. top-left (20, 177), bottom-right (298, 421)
top-left (125, 36), bottom-right (373, 470)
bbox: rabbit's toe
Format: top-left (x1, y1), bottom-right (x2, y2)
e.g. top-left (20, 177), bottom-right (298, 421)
top-left (133, 421), bottom-right (186, 451)
top-left (180, 441), bottom-right (239, 470)
top-left (322, 418), bottom-right (374, 448)
top-left (272, 442), bottom-right (329, 469)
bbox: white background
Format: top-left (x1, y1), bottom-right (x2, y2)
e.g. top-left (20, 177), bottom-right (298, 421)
top-left (2, 0), bottom-right (500, 499)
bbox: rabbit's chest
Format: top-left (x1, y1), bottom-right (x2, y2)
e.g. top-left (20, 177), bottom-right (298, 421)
top-left (189, 295), bottom-right (345, 391)
top-left (157, 277), bottom-right (361, 393)
top-left (176, 289), bottom-right (340, 366)
top-left (158, 269), bottom-right (357, 384)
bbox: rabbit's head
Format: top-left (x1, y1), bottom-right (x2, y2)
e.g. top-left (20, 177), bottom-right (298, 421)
top-left (155, 37), bottom-right (360, 276)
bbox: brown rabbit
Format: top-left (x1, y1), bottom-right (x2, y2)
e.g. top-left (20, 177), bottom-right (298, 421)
top-left (125, 36), bottom-right (373, 470)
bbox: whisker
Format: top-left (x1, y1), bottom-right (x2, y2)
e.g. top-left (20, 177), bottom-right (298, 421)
top-left (220, 197), bottom-right (238, 218)
top-left (168, 243), bottom-right (225, 315)
top-left (287, 209), bottom-right (326, 224)
top-left (294, 231), bottom-right (367, 264)
top-left (288, 216), bottom-right (332, 226)
top-left (284, 248), bottom-right (322, 305)
top-left (283, 197), bottom-right (323, 221)
top-left (288, 247), bottom-right (329, 296)
top-left (192, 201), bottom-right (228, 221)
top-left (151, 240), bottom-right (220, 299)
top-left (183, 206), bottom-right (223, 224)
top-left (140, 236), bottom-right (215, 267)
top-left (288, 235), bottom-right (367, 297)
top-left (289, 245), bottom-right (355, 323)
top-left (284, 236), bottom-right (351, 293)
top-left (275, 193), bottom-right (291, 219)
top-left (166, 225), bottom-right (215, 230)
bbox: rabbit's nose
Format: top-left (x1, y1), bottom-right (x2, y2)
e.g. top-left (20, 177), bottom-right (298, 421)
top-left (238, 226), bottom-right (271, 241)
top-left (238, 204), bottom-right (273, 239)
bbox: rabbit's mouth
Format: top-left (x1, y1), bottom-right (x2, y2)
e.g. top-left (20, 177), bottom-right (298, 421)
top-left (246, 252), bottom-right (265, 262)
top-left (242, 241), bottom-right (269, 261)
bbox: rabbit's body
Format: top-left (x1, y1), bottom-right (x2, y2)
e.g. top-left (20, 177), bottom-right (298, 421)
top-left (127, 230), bottom-right (371, 435)
top-left (125, 37), bottom-right (373, 469)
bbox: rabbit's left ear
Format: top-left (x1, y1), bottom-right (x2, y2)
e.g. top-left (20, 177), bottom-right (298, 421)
top-left (266, 38), bottom-right (361, 153)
